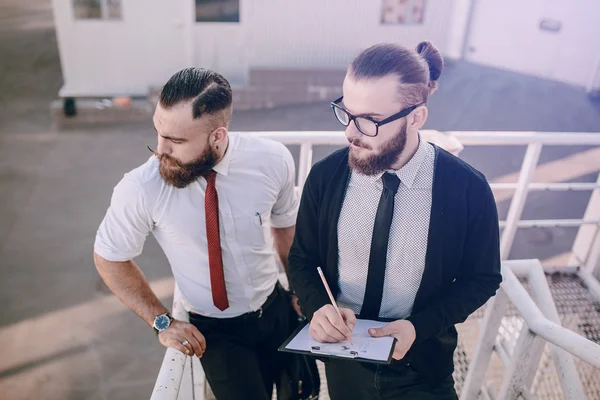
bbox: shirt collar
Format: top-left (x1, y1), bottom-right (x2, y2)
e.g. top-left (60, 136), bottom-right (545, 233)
top-left (392, 135), bottom-right (428, 189)
top-left (362, 134), bottom-right (428, 189)
top-left (212, 132), bottom-right (238, 177)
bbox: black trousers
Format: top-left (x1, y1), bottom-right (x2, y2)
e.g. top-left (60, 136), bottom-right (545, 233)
top-left (188, 284), bottom-right (295, 400)
top-left (325, 358), bottom-right (458, 400)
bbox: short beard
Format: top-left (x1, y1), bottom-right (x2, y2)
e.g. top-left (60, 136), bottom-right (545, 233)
top-left (148, 145), bottom-right (218, 188)
top-left (348, 122), bottom-right (407, 175)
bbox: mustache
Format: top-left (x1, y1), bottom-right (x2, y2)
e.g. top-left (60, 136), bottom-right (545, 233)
top-left (348, 138), bottom-right (371, 150)
top-left (147, 145), bottom-right (184, 168)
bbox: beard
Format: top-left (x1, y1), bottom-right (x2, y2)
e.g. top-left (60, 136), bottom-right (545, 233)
top-left (148, 145), bottom-right (218, 188)
top-left (348, 121), bottom-right (407, 176)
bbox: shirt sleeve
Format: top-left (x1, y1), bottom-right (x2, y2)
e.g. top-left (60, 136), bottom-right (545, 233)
top-left (270, 145), bottom-right (299, 228)
top-left (94, 173), bottom-right (154, 262)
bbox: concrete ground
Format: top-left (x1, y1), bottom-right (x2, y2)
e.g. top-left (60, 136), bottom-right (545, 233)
top-left (1, 1), bottom-right (599, 399)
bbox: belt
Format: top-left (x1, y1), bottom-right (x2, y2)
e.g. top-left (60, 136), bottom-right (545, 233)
top-left (189, 283), bottom-right (281, 322)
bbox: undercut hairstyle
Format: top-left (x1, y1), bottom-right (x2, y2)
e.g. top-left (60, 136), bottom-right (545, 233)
top-left (159, 67), bottom-right (233, 127)
top-left (349, 41), bottom-right (444, 107)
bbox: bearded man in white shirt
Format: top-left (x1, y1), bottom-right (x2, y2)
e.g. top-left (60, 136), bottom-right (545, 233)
top-left (93, 67), bottom-right (306, 399)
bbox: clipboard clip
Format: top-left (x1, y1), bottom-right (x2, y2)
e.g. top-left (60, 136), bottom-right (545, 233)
top-left (310, 345), bottom-right (358, 358)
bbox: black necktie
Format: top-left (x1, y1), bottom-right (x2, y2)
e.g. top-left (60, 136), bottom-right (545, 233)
top-left (360, 172), bottom-right (401, 319)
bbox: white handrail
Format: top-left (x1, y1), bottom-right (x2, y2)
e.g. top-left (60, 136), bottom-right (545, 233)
top-left (507, 260), bottom-right (586, 398)
top-left (498, 219), bottom-right (600, 228)
top-left (462, 260), bottom-right (599, 400)
top-left (491, 182), bottom-right (600, 191)
top-left (502, 266), bottom-right (600, 367)
top-left (151, 349), bottom-right (187, 400)
top-left (150, 285), bottom-right (191, 400)
top-left (247, 130), bottom-right (600, 146)
top-left (500, 143), bottom-right (542, 259)
top-left (449, 131), bottom-right (600, 145)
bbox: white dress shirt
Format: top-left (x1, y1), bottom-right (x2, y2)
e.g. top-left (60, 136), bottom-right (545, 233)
top-left (94, 132), bottom-right (298, 318)
top-left (337, 137), bottom-right (435, 319)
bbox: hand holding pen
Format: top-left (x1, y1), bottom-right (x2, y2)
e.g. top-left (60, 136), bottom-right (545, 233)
top-left (307, 267), bottom-right (356, 344)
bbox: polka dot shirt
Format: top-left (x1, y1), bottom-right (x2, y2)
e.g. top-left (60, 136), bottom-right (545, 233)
top-left (337, 138), bottom-right (435, 319)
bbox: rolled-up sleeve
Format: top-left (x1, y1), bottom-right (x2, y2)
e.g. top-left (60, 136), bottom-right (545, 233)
top-left (94, 174), bottom-right (153, 262)
top-left (270, 146), bottom-right (299, 228)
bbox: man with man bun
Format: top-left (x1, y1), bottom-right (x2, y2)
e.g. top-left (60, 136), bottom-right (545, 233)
top-left (288, 41), bottom-right (502, 399)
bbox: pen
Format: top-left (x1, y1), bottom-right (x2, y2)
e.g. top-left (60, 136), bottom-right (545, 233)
top-left (311, 345), bottom-right (358, 358)
top-left (255, 212), bottom-right (262, 225)
top-left (317, 266), bottom-right (353, 344)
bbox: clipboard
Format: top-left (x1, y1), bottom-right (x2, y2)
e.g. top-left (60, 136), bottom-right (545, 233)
top-left (278, 319), bottom-right (396, 364)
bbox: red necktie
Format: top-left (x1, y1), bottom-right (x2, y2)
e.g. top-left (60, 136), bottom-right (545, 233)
top-left (204, 171), bottom-right (229, 311)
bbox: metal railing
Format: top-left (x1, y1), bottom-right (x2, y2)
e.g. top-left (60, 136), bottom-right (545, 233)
top-left (461, 259), bottom-right (600, 400)
top-left (150, 130), bottom-right (600, 400)
top-left (151, 285), bottom-right (205, 400)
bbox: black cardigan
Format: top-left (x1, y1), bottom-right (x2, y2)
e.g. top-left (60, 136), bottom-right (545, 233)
top-left (288, 145), bottom-right (502, 382)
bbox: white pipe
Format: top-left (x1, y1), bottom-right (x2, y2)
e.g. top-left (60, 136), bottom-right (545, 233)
top-left (297, 142), bottom-right (313, 189)
top-left (498, 219), bottom-right (600, 228)
top-left (491, 182), bottom-right (600, 191)
top-left (245, 131), bottom-right (600, 146)
top-left (497, 322), bottom-right (547, 400)
top-left (520, 391), bottom-right (535, 400)
top-left (501, 266), bottom-right (600, 367)
top-left (171, 285), bottom-right (190, 322)
top-left (508, 260), bottom-right (586, 399)
top-left (583, 218), bottom-right (600, 275)
top-left (495, 338), bottom-right (511, 367)
top-left (250, 131), bottom-right (347, 145)
top-left (447, 131), bottom-right (600, 146)
top-left (481, 385), bottom-right (495, 400)
top-left (460, 292), bottom-right (510, 400)
top-left (569, 173), bottom-right (600, 273)
top-left (503, 259), bottom-right (543, 275)
top-left (150, 348), bottom-right (187, 400)
top-left (150, 284), bottom-right (191, 400)
top-left (500, 143), bottom-right (542, 259)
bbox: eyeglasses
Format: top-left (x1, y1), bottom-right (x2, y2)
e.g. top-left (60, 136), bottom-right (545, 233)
top-left (330, 96), bottom-right (422, 137)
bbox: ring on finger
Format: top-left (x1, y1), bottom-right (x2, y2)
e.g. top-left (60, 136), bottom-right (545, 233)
top-left (181, 340), bottom-right (189, 346)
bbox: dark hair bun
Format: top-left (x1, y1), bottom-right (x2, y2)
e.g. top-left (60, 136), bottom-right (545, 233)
top-left (416, 41), bottom-right (443, 82)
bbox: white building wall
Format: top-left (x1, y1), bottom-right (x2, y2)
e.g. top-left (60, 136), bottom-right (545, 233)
top-left (465, 0), bottom-right (600, 88)
top-left (193, 23), bottom-right (248, 86)
top-left (52, 0), bottom-right (193, 97)
top-left (52, 0), bottom-right (597, 97)
top-left (54, 0), bottom-right (459, 96)
top-left (245, 0), bottom-right (455, 69)
top-left (193, 0), bottom-right (458, 86)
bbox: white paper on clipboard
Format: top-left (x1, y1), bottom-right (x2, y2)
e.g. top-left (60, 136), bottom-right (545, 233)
top-left (284, 319), bottom-right (395, 362)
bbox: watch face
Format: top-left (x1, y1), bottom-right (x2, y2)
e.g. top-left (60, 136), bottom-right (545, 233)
top-left (155, 315), bottom-right (170, 331)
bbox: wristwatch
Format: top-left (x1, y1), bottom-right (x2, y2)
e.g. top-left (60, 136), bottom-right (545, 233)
top-left (153, 312), bottom-right (174, 334)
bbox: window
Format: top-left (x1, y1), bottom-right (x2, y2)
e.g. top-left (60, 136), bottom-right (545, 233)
top-left (380, 0), bottom-right (426, 25)
top-left (106, 0), bottom-right (121, 19)
top-left (73, 0), bottom-right (122, 20)
top-left (196, 0), bottom-right (240, 23)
